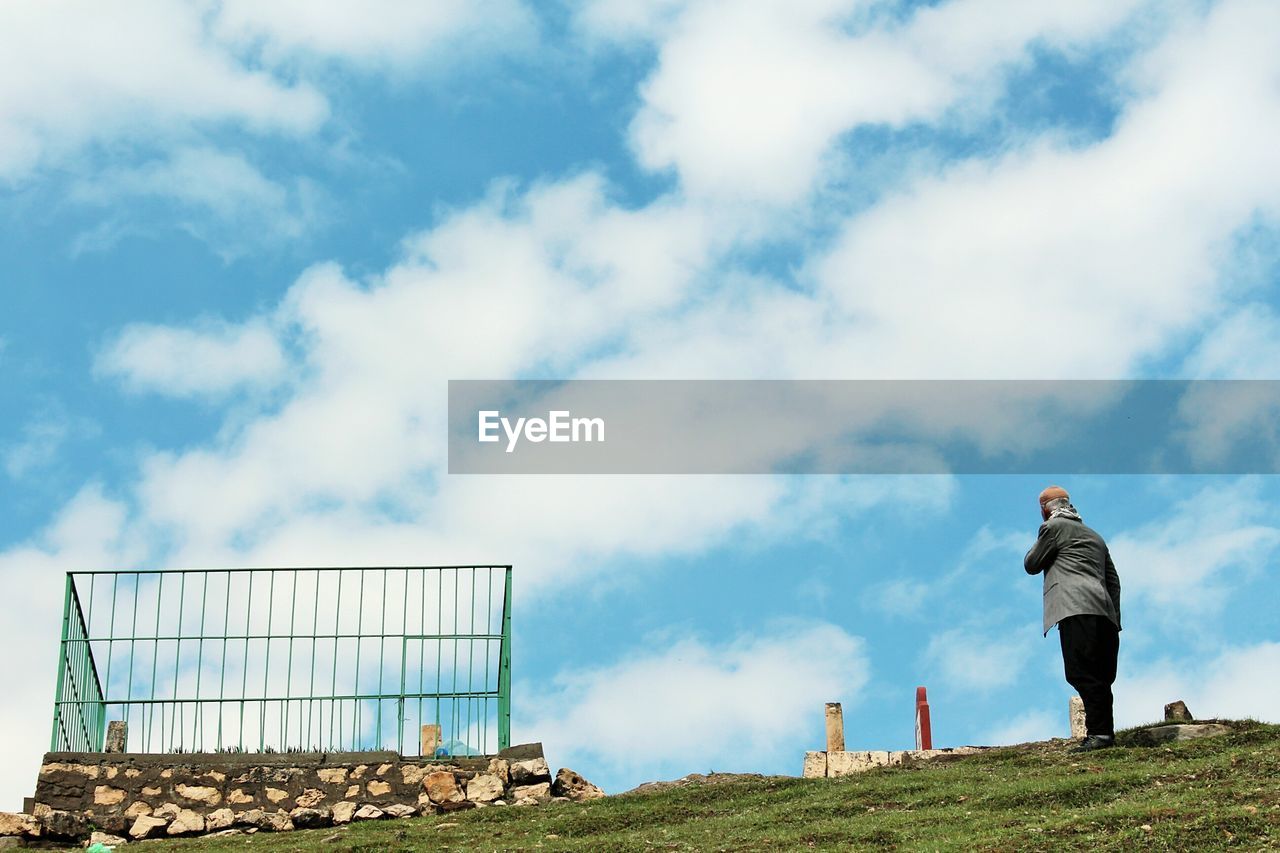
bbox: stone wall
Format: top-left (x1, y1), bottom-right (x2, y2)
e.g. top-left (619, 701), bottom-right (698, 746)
top-left (2, 744), bottom-right (603, 844)
top-left (802, 746), bottom-right (988, 778)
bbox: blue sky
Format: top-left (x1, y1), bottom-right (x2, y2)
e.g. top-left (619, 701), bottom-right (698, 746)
top-left (3, 0), bottom-right (1280, 806)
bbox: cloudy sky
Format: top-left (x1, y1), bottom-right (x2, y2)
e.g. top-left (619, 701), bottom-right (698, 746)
top-left (2, 0), bottom-right (1280, 808)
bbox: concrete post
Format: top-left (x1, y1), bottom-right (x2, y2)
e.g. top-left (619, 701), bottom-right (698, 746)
top-left (104, 720), bottom-right (127, 753)
top-left (824, 702), bottom-right (845, 753)
top-left (421, 724), bottom-right (441, 757)
top-left (1069, 696), bottom-right (1087, 739)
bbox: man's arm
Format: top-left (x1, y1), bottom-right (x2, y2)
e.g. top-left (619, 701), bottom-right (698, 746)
top-left (1104, 548), bottom-right (1121, 626)
top-left (1024, 522), bottom-right (1058, 575)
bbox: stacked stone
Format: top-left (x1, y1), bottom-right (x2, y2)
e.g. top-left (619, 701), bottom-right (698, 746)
top-left (14, 748), bottom-right (604, 844)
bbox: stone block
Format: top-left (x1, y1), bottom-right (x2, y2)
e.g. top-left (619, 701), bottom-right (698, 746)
top-left (352, 805), bottom-right (384, 821)
top-left (176, 783), bottom-right (221, 805)
top-left (511, 782), bottom-right (551, 803)
top-left (487, 758), bottom-right (511, 784)
top-left (166, 808), bottom-right (205, 835)
top-left (423, 771), bottom-right (463, 804)
top-left (206, 807), bottom-right (235, 830)
top-left (509, 757), bottom-right (551, 785)
top-left (317, 767), bottom-right (348, 785)
top-left (826, 751), bottom-right (892, 777)
top-left (289, 807), bottom-right (329, 828)
top-left (802, 751), bottom-right (827, 779)
top-left (825, 703), bottom-right (845, 753)
top-left (384, 804), bottom-right (416, 818)
top-left (1131, 723), bottom-right (1231, 746)
top-left (296, 788), bottom-right (326, 808)
top-left (552, 768), bottom-right (605, 802)
top-left (1069, 696), bottom-right (1087, 740)
top-left (104, 721), bottom-right (128, 754)
top-left (367, 780), bottom-right (392, 797)
top-left (0, 813), bottom-right (40, 838)
top-left (466, 774), bottom-right (506, 803)
top-left (129, 815), bottom-right (168, 839)
top-left (331, 801), bottom-right (357, 824)
top-left (1164, 700), bottom-right (1193, 722)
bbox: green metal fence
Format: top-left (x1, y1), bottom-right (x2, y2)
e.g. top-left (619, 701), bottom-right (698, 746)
top-left (50, 566), bottom-right (512, 757)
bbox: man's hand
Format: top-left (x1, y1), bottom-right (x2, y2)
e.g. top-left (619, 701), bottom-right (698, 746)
top-left (1024, 521), bottom-right (1058, 575)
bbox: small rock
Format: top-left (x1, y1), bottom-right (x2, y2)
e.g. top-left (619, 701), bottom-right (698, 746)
top-left (235, 809), bottom-right (266, 827)
top-left (87, 830), bottom-right (128, 847)
top-left (93, 785), bottom-right (127, 806)
top-left (367, 780), bottom-right (392, 797)
top-left (423, 771), bottom-right (464, 804)
top-left (166, 808), bottom-right (205, 835)
top-left (1131, 723), bottom-right (1231, 746)
top-left (152, 803), bottom-right (181, 820)
top-left (205, 808), bottom-right (235, 831)
top-left (1164, 700), bottom-right (1193, 722)
top-left (206, 828), bottom-right (243, 837)
top-left (321, 831), bottom-right (344, 843)
top-left (331, 802), bottom-right (357, 825)
top-left (384, 804), bottom-right (416, 818)
top-left (175, 784), bottom-right (221, 805)
top-left (39, 809), bottom-right (89, 840)
top-left (466, 774), bottom-right (506, 804)
top-left (510, 757), bottom-right (551, 785)
top-left (122, 802), bottom-right (151, 820)
top-left (128, 815), bottom-right (168, 840)
top-left (513, 781), bottom-right (552, 803)
top-left (317, 768), bottom-right (348, 784)
top-left (352, 805), bottom-right (384, 821)
top-left (289, 807), bottom-right (329, 829)
top-left (0, 812), bottom-right (40, 838)
top-left (486, 758), bottom-right (511, 785)
top-left (552, 768), bottom-right (606, 802)
top-left (296, 788), bottom-right (326, 809)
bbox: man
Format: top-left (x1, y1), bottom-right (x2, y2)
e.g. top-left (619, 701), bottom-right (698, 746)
top-left (1024, 486), bottom-right (1122, 752)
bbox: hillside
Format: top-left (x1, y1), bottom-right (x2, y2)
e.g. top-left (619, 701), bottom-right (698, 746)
top-left (136, 721), bottom-right (1279, 851)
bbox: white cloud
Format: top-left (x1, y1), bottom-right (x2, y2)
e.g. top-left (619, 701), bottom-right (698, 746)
top-left (0, 485), bottom-right (143, 809)
top-left (622, 0), bottom-right (1151, 203)
top-left (96, 319), bottom-right (288, 399)
top-left (518, 622), bottom-right (869, 787)
top-left (980, 709), bottom-right (1061, 746)
top-left (70, 147), bottom-right (320, 252)
top-left (1116, 641), bottom-right (1280, 727)
top-left (1184, 304), bottom-right (1280, 379)
top-left (214, 0), bottom-right (536, 68)
top-left (923, 626), bottom-right (1035, 691)
top-left (4, 417), bottom-right (70, 480)
top-left (1109, 479), bottom-right (1280, 616)
top-left (0, 0), bottom-right (327, 181)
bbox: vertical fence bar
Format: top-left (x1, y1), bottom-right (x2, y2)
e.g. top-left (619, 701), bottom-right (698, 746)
top-left (50, 575), bottom-right (73, 750)
top-left (499, 565), bottom-right (512, 751)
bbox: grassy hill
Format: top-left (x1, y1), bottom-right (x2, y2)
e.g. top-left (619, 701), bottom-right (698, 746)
top-left (146, 720), bottom-right (1278, 851)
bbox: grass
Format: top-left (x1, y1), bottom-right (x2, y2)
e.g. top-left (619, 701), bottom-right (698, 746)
top-left (131, 721), bottom-right (1279, 851)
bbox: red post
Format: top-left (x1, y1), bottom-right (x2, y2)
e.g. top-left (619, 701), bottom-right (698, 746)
top-left (915, 686), bottom-right (933, 750)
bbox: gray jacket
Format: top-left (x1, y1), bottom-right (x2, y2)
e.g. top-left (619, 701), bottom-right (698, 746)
top-left (1024, 512), bottom-right (1122, 636)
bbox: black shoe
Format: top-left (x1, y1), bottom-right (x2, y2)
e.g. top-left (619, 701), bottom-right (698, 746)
top-left (1070, 735), bottom-right (1115, 753)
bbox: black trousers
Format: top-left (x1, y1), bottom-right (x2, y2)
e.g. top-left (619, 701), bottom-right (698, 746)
top-left (1058, 614), bottom-right (1120, 737)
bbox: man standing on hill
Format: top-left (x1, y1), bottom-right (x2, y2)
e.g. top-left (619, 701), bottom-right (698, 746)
top-left (1024, 486), bottom-right (1122, 753)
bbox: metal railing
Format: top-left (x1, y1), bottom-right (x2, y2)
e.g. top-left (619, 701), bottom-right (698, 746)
top-left (50, 566), bottom-right (512, 756)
